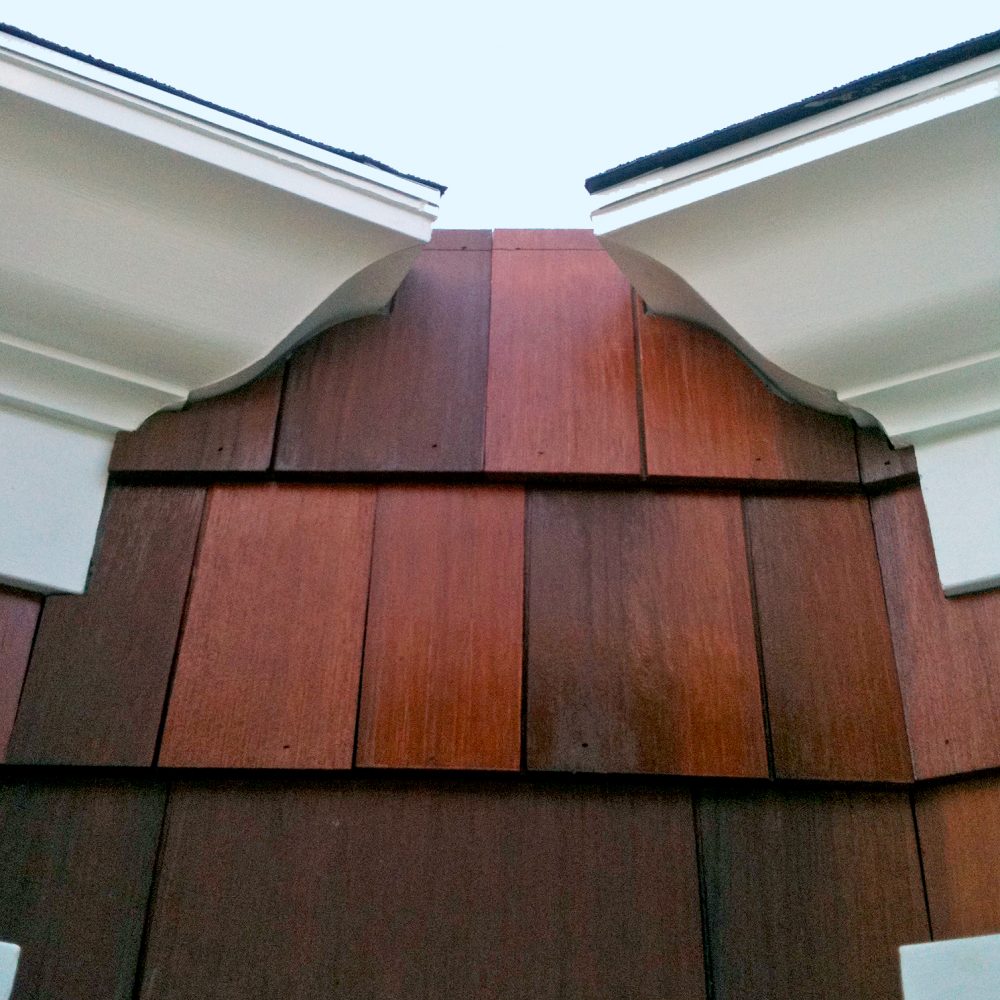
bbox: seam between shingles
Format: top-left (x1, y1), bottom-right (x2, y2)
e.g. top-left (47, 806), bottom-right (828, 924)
top-left (741, 495), bottom-right (777, 780)
top-left (691, 788), bottom-right (718, 1000)
top-left (520, 491), bottom-right (532, 772)
top-left (350, 489), bottom-right (382, 769)
top-left (267, 361), bottom-right (293, 472)
top-left (631, 289), bottom-right (649, 480)
top-left (909, 786), bottom-right (937, 940)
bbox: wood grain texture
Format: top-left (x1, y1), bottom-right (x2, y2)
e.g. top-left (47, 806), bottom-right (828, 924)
top-left (486, 248), bottom-right (641, 474)
top-left (699, 786), bottom-right (929, 1000)
top-left (7, 486), bottom-right (204, 766)
top-left (357, 486), bottom-right (524, 770)
top-left (139, 776), bottom-right (705, 1000)
top-left (745, 495), bottom-right (911, 781)
top-left (527, 490), bottom-right (766, 777)
top-left (640, 315), bottom-right (858, 481)
top-left (159, 485), bottom-right (375, 769)
top-left (915, 773), bottom-right (1000, 939)
top-left (0, 586), bottom-right (41, 761)
top-left (276, 247), bottom-right (490, 472)
top-left (109, 367), bottom-right (283, 472)
top-left (0, 776), bottom-right (165, 1000)
top-left (870, 485), bottom-right (1000, 779)
top-left (855, 425), bottom-right (918, 484)
top-left (426, 229), bottom-right (492, 250)
top-left (492, 229), bottom-right (603, 250)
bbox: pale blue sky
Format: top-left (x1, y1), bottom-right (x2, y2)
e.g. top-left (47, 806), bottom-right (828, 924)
top-left (3, 1), bottom-right (997, 227)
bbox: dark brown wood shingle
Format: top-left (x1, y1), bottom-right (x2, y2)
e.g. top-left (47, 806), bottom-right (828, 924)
top-left (527, 489), bottom-right (767, 776)
top-left (276, 246), bottom-right (491, 472)
top-left (357, 486), bottom-right (524, 770)
top-left (0, 586), bottom-right (41, 761)
top-left (745, 494), bottom-right (911, 782)
top-left (159, 485), bottom-right (375, 769)
top-left (640, 315), bottom-right (858, 482)
top-left (7, 486), bottom-right (204, 766)
top-left (0, 776), bottom-right (165, 1000)
top-left (699, 786), bottom-right (929, 1000)
top-left (855, 425), bottom-right (918, 484)
top-left (109, 367), bottom-right (283, 472)
top-left (915, 774), bottom-right (1000, 939)
top-left (485, 246), bottom-right (642, 475)
top-left (139, 777), bottom-right (706, 1000)
top-left (870, 485), bottom-right (1000, 779)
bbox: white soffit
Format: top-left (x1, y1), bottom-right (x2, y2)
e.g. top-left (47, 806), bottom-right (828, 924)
top-left (0, 29), bottom-right (441, 594)
top-left (590, 46), bottom-right (1000, 596)
top-left (900, 934), bottom-right (1000, 1000)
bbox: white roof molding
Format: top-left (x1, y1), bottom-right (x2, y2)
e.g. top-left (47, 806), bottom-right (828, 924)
top-left (0, 30), bottom-right (441, 594)
top-left (590, 45), bottom-right (1000, 596)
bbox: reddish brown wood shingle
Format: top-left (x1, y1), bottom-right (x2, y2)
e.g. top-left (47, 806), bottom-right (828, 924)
top-left (485, 247), bottom-right (642, 475)
top-left (159, 485), bottom-right (375, 769)
top-left (870, 485), bottom-right (1000, 778)
top-left (276, 247), bottom-right (490, 472)
top-left (915, 774), bottom-right (1000, 939)
top-left (140, 777), bottom-right (705, 1000)
top-left (699, 786), bottom-right (929, 1000)
top-left (527, 490), bottom-right (766, 776)
top-left (426, 229), bottom-right (493, 250)
top-left (640, 315), bottom-right (858, 481)
top-left (7, 487), bottom-right (204, 766)
top-left (357, 486), bottom-right (524, 770)
top-left (109, 367), bottom-right (283, 472)
top-left (492, 229), bottom-right (603, 250)
top-left (0, 776), bottom-right (165, 1000)
top-left (855, 425), bottom-right (918, 484)
top-left (0, 586), bottom-right (41, 761)
top-left (745, 494), bottom-right (911, 782)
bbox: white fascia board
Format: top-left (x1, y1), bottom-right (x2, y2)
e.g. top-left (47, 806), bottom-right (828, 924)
top-left (900, 934), bottom-right (1000, 1000)
top-left (591, 49), bottom-right (1000, 596)
top-left (0, 33), bottom-right (441, 594)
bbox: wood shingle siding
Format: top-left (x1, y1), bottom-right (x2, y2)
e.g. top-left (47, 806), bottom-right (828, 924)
top-left (745, 494), bottom-right (911, 782)
top-left (8, 486), bottom-right (204, 766)
top-left (526, 489), bottom-right (766, 776)
top-left (0, 586), bottom-right (40, 761)
top-left (159, 484), bottom-right (375, 769)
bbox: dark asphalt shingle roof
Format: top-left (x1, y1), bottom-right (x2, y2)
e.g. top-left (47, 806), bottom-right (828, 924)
top-left (0, 22), bottom-right (446, 195)
top-left (586, 28), bottom-right (1000, 194)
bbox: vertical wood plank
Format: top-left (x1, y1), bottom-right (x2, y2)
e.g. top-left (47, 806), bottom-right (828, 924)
top-left (159, 485), bottom-right (375, 769)
top-left (527, 490), bottom-right (766, 777)
top-left (855, 425), bottom-right (918, 484)
top-left (485, 248), bottom-right (642, 475)
top-left (357, 486), bottom-right (524, 770)
top-left (699, 786), bottom-right (929, 1000)
top-left (275, 246), bottom-right (490, 472)
top-left (140, 777), bottom-right (706, 1000)
top-left (109, 367), bottom-right (283, 472)
top-left (0, 776), bottom-right (166, 1000)
top-left (870, 485), bottom-right (1000, 778)
top-left (7, 486), bottom-right (204, 766)
top-left (915, 774), bottom-right (1000, 939)
top-left (0, 586), bottom-right (41, 761)
top-left (745, 494), bottom-right (911, 782)
top-left (640, 315), bottom-right (858, 482)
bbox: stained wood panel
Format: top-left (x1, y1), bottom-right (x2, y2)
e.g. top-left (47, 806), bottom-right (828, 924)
top-left (7, 486), bottom-right (204, 766)
top-left (855, 425), bottom-right (918, 484)
top-left (699, 786), bottom-right (929, 1000)
top-left (640, 315), bottom-right (858, 481)
top-left (485, 248), bottom-right (642, 475)
top-left (0, 776), bottom-right (165, 1000)
top-left (109, 367), bottom-right (283, 472)
top-left (745, 495), bottom-right (911, 781)
top-left (915, 774), bottom-right (1000, 939)
top-left (0, 586), bottom-right (41, 761)
top-left (140, 777), bottom-right (705, 1000)
top-left (276, 247), bottom-right (490, 472)
top-left (357, 486), bottom-right (524, 770)
top-left (527, 490), bottom-right (766, 777)
top-left (159, 485), bottom-right (375, 769)
top-left (492, 229), bottom-right (602, 250)
top-left (870, 485), bottom-right (1000, 778)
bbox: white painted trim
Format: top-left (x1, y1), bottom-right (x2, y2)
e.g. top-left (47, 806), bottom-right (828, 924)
top-left (0, 942), bottom-right (18, 1000)
top-left (0, 33), bottom-right (440, 593)
top-left (591, 46), bottom-right (1000, 596)
top-left (900, 934), bottom-right (1000, 999)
